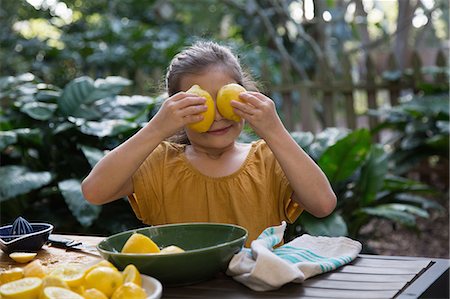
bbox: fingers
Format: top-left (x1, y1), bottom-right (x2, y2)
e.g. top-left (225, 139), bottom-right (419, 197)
top-left (231, 92), bottom-right (274, 117)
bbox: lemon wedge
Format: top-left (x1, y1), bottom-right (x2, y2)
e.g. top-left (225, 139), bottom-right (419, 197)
top-left (121, 233), bottom-right (160, 254)
top-left (8, 252), bottom-right (37, 264)
top-left (0, 277), bottom-right (42, 299)
top-left (122, 264), bottom-right (142, 286)
top-left (160, 245), bottom-right (185, 254)
top-left (23, 260), bottom-right (46, 278)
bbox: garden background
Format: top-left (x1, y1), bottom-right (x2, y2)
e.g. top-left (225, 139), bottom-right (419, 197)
top-left (1, 0), bottom-right (448, 258)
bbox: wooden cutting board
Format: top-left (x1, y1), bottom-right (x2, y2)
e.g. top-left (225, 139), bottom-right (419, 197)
top-left (1, 234), bottom-right (104, 271)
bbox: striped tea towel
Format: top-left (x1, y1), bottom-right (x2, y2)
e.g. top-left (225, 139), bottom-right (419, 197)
top-left (226, 221), bottom-right (362, 291)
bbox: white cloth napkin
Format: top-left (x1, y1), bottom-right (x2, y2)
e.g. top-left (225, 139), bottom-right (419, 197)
top-left (226, 221), bottom-right (362, 291)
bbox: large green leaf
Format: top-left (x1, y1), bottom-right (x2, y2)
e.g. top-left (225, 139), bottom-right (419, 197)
top-left (308, 128), bottom-right (349, 160)
top-left (58, 179), bottom-right (101, 227)
top-left (298, 212), bottom-right (348, 237)
top-left (57, 76), bottom-right (131, 118)
top-left (79, 119), bottom-right (138, 137)
top-left (0, 166), bottom-right (52, 201)
top-left (360, 203), bottom-right (429, 227)
top-left (20, 102), bottom-right (57, 120)
top-left (355, 145), bottom-right (389, 206)
top-left (318, 129), bottom-right (371, 183)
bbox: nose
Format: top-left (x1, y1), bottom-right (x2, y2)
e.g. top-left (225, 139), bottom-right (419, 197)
top-left (213, 99), bottom-right (224, 121)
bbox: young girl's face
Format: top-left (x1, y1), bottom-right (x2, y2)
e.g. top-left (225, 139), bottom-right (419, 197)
top-left (179, 66), bottom-right (244, 150)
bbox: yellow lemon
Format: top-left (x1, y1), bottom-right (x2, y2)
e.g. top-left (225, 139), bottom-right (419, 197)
top-left (83, 288), bottom-right (108, 299)
top-left (8, 252), bottom-right (37, 264)
top-left (121, 233), bottom-right (160, 254)
top-left (160, 245), bottom-right (185, 254)
top-left (111, 282), bottom-right (147, 299)
top-left (122, 264), bottom-right (142, 286)
top-left (84, 266), bottom-right (123, 297)
top-left (49, 264), bottom-right (84, 288)
top-left (41, 286), bottom-right (84, 299)
top-left (0, 268), bottom-right (23, 285)
top-left (186, 84), bottom-right (215, 132)
top-left (23, 260), bottom-right (46, 278)
top-left (0, 277), bottom-right (42, 299)
top-left (217, 83), bottom-right (246, 122)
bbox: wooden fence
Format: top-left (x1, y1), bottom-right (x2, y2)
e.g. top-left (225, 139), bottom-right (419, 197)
top-left (266, 48), bottom-right (448, 135)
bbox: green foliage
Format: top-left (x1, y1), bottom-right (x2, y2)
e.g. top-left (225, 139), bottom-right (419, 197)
top-left (371, 93), bottom-right (449, 176)
top-left (0, 74), bottom-right (156, 233)
top-left (285, 128), bottom-right (440, 241)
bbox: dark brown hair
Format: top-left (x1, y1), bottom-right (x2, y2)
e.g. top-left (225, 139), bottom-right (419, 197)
top-left (165, 40), bottom-right (257, 144)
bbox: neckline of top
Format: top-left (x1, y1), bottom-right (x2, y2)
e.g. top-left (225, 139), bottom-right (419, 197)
top-left (179, 140), bottom-right (261, 181)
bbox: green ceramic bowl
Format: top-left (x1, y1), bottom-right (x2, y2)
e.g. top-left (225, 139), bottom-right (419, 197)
top-left (97, 223), bottom-right (248, 286)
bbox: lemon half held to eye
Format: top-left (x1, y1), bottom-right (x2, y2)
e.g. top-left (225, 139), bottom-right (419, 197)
top-left (217, 83), bottom-right (247, 122)
top-left (186, 84), bottom-right (215, 133)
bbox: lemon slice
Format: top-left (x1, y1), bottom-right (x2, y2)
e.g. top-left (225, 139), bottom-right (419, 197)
top-left (122, 264), bottom-right (142, 286)
top-left (0, 267), bottom-right (24, 285)
top-left (111, 282), bottom-right (147, 299)
top-left (0, 277), bottom-right (42, 299)
top-left (41, 286), bottom-right (84, 299)
top-left (8, 252), bottom-right (37, 264)
top-left (49, 264), bottom-right (85, 288)
top-left (121, 233), bottom-right (160, 254)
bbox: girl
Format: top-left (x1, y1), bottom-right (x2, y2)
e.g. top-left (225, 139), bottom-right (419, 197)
top-left (82, 41), bottom-right (336, 245)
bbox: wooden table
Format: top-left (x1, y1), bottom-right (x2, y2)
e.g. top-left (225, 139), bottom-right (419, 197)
top-left (1, 234), bottom-right (448, 299)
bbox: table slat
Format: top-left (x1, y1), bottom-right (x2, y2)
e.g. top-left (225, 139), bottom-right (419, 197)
top-left (316, 272), bottom-right (416, 282)
top-left (337, 265), bottom-right (421, 275)
top-left (353, 258), bottom-right (430, 269)
top-left (302, 279), bottom-right (407, 290)
top-left (300, 287), bottom-right (398, 299)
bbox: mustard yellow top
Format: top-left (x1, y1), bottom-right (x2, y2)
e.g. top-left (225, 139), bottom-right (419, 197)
top-left (129, 140), bottom-right (302, 246)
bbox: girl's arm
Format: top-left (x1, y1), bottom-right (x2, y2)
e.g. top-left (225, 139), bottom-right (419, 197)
top-left (232, 92), bottom-right (336, 217)
top-left (81, 92), bottom-right (207, 205)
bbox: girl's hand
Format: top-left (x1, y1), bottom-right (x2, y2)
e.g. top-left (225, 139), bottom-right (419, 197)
top-left (150, 92), bottom-right (208, 138)
top-left (231, 91), bottom-right (285, 139)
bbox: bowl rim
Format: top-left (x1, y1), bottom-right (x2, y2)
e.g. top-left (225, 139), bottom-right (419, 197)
top-left (0, 223), bottom-right (54, 245)
top-left (97, 222), bottom-right (248, 256)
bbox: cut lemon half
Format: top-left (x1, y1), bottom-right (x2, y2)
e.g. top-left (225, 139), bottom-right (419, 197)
top-left (160, 245), bottom-right (185, 254)
top-left (0, 277), bottom-right (42, 299)
top-left (111, 282), bottom-right (147, 299)
top-left (8, 252), bottom-right (37, 264)
top-left (83, 288), bottom-right (108, 299)
top-left (0, 267), bottom-right (24, 285)
top-left (121, 233), bottom-right (160, 254)
top-left (41, 286), bottom-right (84, 299)
top-left (49, 264), bottom-right (85, 288)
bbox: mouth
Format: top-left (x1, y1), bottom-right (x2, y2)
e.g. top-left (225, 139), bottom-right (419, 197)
top-left (207, 125), bottom-right (233, 135)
